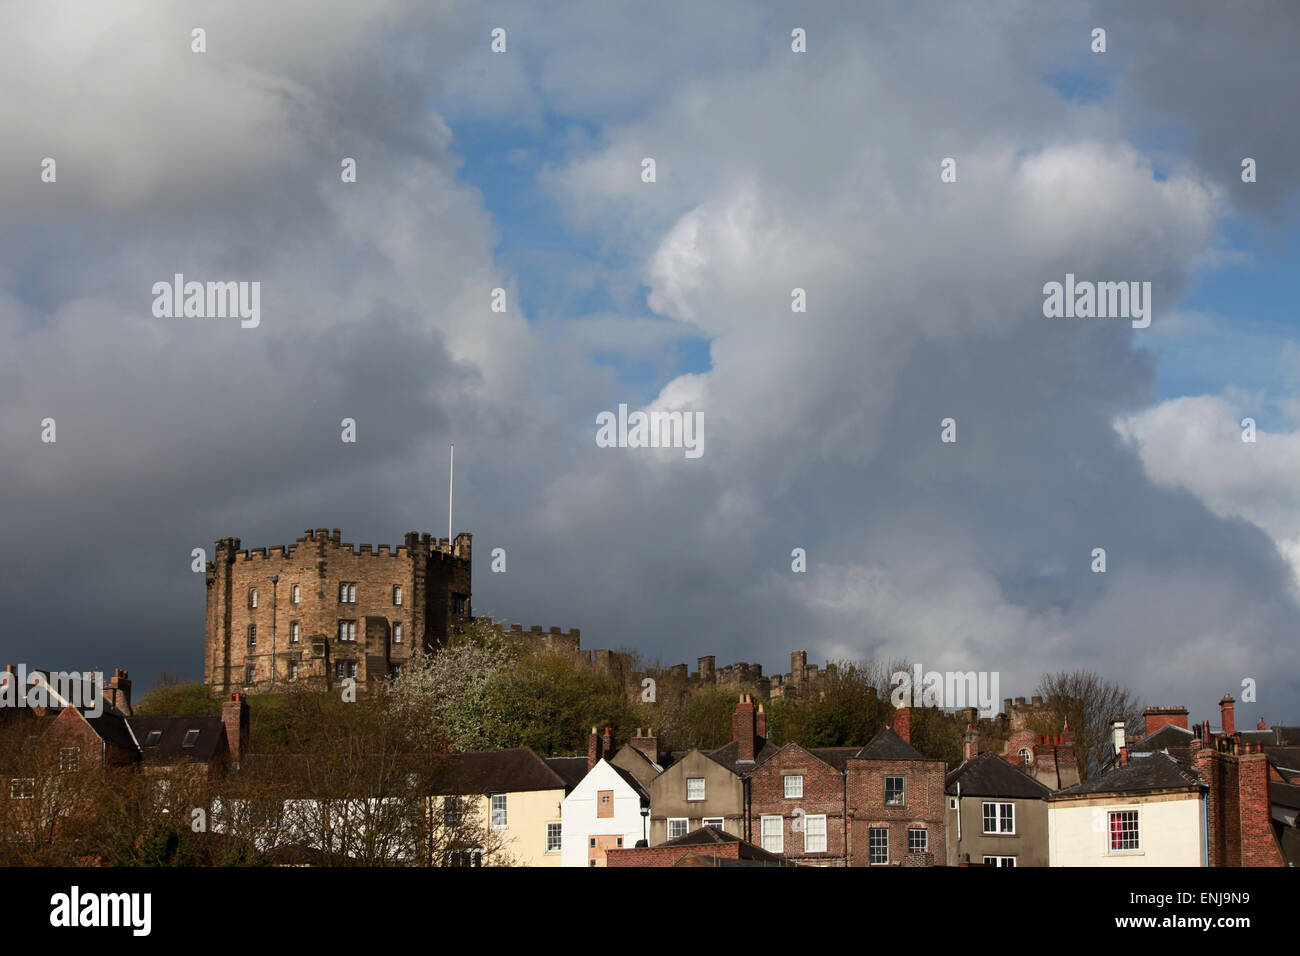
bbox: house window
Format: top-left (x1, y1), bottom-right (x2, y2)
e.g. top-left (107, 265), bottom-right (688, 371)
top-left (983, 855), bottom-right (1017, 867)
top-left (249, 588), bottom-right (258, 608)
top-left (546, 823), bottom-right (561, 853)
top-left (908, 828), bottom-right (928, 854)
top-left (686, 777), bottom-right (705, 801)
top-left (805, 814), bottom-right (827, 853)
top-left (247, 624), bottom-right (257, 647)
top-left (1109, 810), bottom-right (1139, 851)
top-left (616, 837), bottom-right (623, 847)
top-left (392, 623), bottom-right (402, 644)
top-left (761, 815), bottom-right (783, 853)
top-left (589, 837), bottom-right (596, 847)
top-left (182, 729), bottom-right (200, 748)
top-left (289, 661), bottom-right (299, 680)
top-left (393, 586), bottom-right (402, 606)
top-left (884, 775), bottom-right (905, 806)
top-left (10, 778), bottom-right (34, 799)
top-left (667, 818), bottom-right (689, 840)
top-left (597, 790), bottom-right (613, 819)
top-left (982, 801), bottom-right (1015, 834)
top-left (1019, 748), bottom-right (1032, 765)
top-left (949, 797), bottom-right (959, 810)
top-left (491, 794), bottom-right (507, 830)
top-left (339, 583), bottom-right (356, 603)
top-left (291, 584), bottom-right (300, 604)
top-left (702, 817), bottom-right (724, 831)
top-left (443, 796), bottom-right (463, 829)
top-left (59, 747), bottom-right (80, 773)
top-left (144, 730), bottom-right (162, 746)
top-left (290, 621), bottom-right (299, 644)
top-left (445, 848), bottom-right (482, 867)
top-left (338, 620), bottom-right (356, 642)
top-left (784, 774), bottom-right (803, 798)
top-left (868, 827), bottom-right (888, 864)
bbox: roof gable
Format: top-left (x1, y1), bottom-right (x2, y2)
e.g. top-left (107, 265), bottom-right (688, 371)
top-left (854, 727), bottom-right (927, 761)
top-left (946, 752), bottom-right (1052, 798)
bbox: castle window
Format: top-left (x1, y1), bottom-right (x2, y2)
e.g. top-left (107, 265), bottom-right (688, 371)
top-left (290, 621), bottom-right (299, 644)
top-left (249, 588), bottom-right (258, 609)
top-left (334, 661), bottom-right (356, 680)
top-left (392, 623), bottom-right (402, 644)
top-left (339, 583), bottom-right (356, 604)
top-left (59, 747), bottom-right (80, 773)
top-left (393, 585), bottom-right (402, 606)
top-left (289, 661), bottom-right (298, 680)
top-left (245, 664), bottom-right (254, 684)
top-left (291, 585), bottom-right (300, 604)
top-left (453, 594), bottom-right (467, 615)
top-left (248, 624), bottom-right (257, 647)
top-left (338, 620), bottom-right (356, 642)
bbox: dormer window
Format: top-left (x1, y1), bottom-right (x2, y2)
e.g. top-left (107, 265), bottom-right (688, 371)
top-left (144, 730), bottom-right (162, 746)
top-left (182, 730), bottom-right (200, 748)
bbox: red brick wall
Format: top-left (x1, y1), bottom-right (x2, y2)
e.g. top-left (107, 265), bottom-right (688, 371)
top-left (846, 757), bottom-right (946, 866)
top-left (747, 745), bottom-right (846, 863)
top-left (606, 843), bottom-right (742, 867)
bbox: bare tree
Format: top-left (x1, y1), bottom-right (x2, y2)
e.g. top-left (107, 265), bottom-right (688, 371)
top-left (1033, 670), bottom-right (1143, 779)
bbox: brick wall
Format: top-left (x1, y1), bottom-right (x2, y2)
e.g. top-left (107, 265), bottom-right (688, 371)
top-left (748, 744), bottom-right (846, 863)
top-left (606, 842), bottom-right (742, 867)
top-left (846, 756), bottom-right (946, 866)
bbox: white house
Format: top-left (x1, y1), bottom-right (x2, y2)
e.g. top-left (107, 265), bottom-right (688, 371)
top-left (1048, 750), bottom-right (1206, 867)
top-left (560, 758), bottom-right (650, 867)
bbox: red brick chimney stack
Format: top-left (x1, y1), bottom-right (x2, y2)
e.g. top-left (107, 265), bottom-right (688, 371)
top-left (1142, 705), bottom-right (1188, 737)
top-left (587, 727), bottom-right (602, 770)
top-left (894, 705), bottom-right (911, 745)
top-left (221, 693), bottom-right (249, 768)
top-left (733, 694), bottom-right (757, 762)
top-left (1219, 694), bottom-right (1235, 736)
top-left (962, 724), bottom-right (978, 762)
top-left (756, 702), bottom-right (767, 740)
top-left (1257, 718), bottom-right (1267, 731)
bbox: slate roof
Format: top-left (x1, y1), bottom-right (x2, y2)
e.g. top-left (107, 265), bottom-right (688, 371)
top-left (128, 715), bottom-right (227, 764)
top-left (438, 748), bottom-right (568, 794)
top-left (1053, 752), bottom-right (1202, 798)
top-left (1270, 781), bottom-right (1300, 812)
top-left (854, 727), bottom-right (929, 761)
top-left (543, 756), bottom-right (590, 789)
top-left (708, 739), bottom-right (781, 775)
top-left (1267, 748), bottom-right (1300, 773)
top-left (1274, 727), bottom-right (1300, 746)
top-left (609, 763), bottom-right (650, 800)
top-left (946, 751), bottom-right (1053, 799)
top-left (809, 747), bottom-right (861, 772)
top-left (79, 710), bottom-right (139, 753)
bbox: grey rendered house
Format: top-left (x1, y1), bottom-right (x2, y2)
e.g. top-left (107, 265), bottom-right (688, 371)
top-left (945, 751), bottom-right (1052, 866)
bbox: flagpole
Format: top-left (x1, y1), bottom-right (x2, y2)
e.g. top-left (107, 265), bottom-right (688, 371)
top-left (448, 443), bottom-right (454, 544)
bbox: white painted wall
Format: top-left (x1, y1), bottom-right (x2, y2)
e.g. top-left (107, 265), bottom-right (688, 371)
top-left (560, 759), bottom-right (647, 867)
top-left (1049, 794), bottom-right (1204, 866)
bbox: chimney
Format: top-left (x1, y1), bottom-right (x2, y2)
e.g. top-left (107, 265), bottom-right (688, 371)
top-left (894, 705), bottom-right (911, 745)
top-left (733, 693), bottom-right (757, 762)
top-left (756, 702), bottom-right (767, 740)
top-left (1111, 715), bottom-right (1126, 759)
top-left (587, 727), bottom-right (602, 770)
top-left (1119, 745), bottom-right (1128, 766)
top-left (630, 728), bottom-right (659, 764)
top-left (1257, 718), bottom-right (1267, 731)
top-left (106, 668), bottom-right (133, 716)
top-left (962, 724), bottom-right (978, 762)
top-left (221, 693), bottom-right (249, 768)
top-left (1219, 694), bottom-right (1235, 736)
top-left (1142, 705), bottom-right (1188, 737)
top-left (602, 726), bottom-right (614, 759)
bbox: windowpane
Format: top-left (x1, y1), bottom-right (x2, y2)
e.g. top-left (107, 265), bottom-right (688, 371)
top-left (784, 774), bottom-right (803, 798)
top-left (884, 776), bottom-right (905, 806)
top-left (1109, 810), bottom-right (1139, 851)
top-left (869, 827), bottom-right (888, 864)
top-left (908, 828), bottom-right (928, 854)
top-left (546, 823), bottom-right (561, 852)
top-left (761, 816), bottom-right (783, 853)
top-left (491, 793), bottom-right (507, 829)
top-left (668, 818), bottom-right (688, 839)
top-left (686, 777), bottom-right (705, 801)
top-left (805, 815), bottom-right (827, 853)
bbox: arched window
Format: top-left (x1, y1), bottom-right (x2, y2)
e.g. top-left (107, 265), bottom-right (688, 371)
top-left (1019, 748), bottom-right (1032, 765)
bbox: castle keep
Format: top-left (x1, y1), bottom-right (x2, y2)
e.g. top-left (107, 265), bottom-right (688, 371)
top-left (204, 528), bottom-right (472, 694)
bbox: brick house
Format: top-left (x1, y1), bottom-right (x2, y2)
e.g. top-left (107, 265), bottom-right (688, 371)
top-left (748, 743), bottom-right (849, 865)
top-left (846, 709), bottom-right (947, 866)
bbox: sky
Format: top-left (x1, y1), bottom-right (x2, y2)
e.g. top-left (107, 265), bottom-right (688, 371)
top-left (2, 0), bottom-right (1298, 726)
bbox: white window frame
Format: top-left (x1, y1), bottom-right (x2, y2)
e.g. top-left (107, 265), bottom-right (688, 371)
top-left (983, 855), bottom-right (1017, 867)
top-left (290, 621), bottom-right (300, 644)
top-left (1108, 809), bottom-right (1140, 853)
top-left (868, 826), bottom-right (888, 864)
top-left (982, 801), bottom-right (1015, 835)
top-left (908, 827), bottom-right (928, 854)
top-left (686, 777), bottom-right (705, 801)
top-left (702, 817), bottom-right (724, 831)
top-left (289, 661), bottom-right (298, 680)
top-left (667, 817), bottom-right (689, 840)
top-left (393, 585), bottom-right (402, 606)
top-left (392, 622), bottom-right (402, 644)
top-left (760, 815), bottom-right (783, 854)
top-left (291, 584), bottom-right (300, 604)
top-left (10, 778), bottom-right (34, 799)
top-left (784, 774), bottom-right (803, 799)
top-left (338, 620), bottom-right (356, 642)
top-left (804, 814), bottom-right (827, 853)
top-left (491, 793), bottom-right (507, 830)
top-left (249, 588), bottom-right (258, 609)
top-left (546, 822), bottom-right (561, 853)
